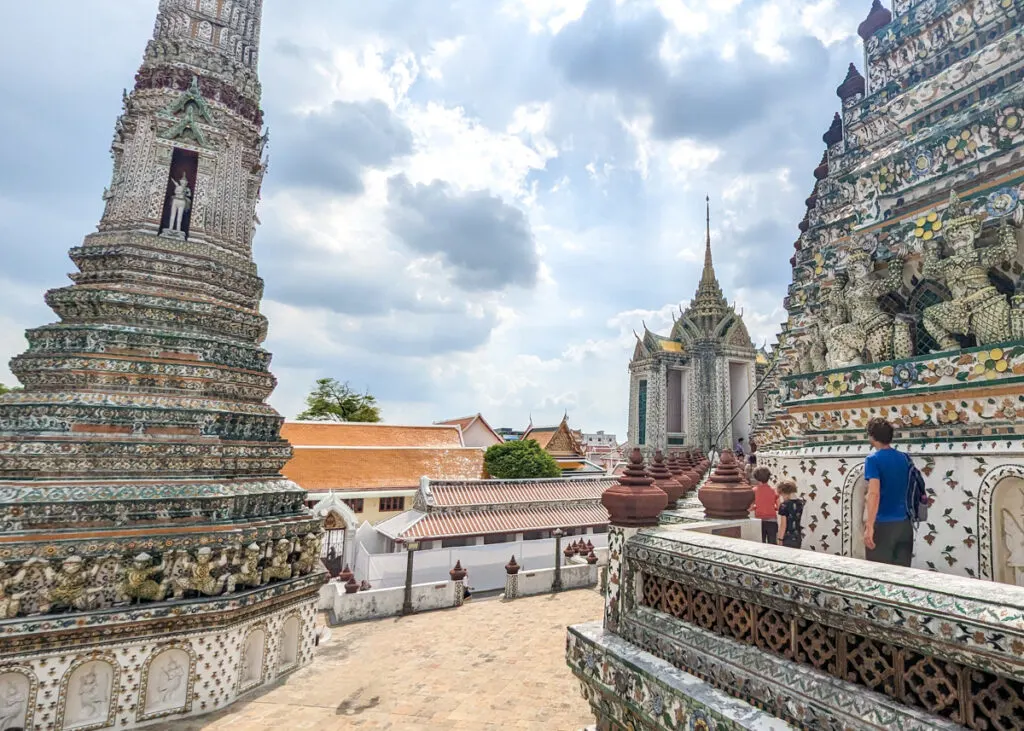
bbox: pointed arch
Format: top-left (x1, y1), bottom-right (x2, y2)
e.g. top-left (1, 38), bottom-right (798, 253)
top-left (977, 463), bottom-right (1024, 581)
top-left (840, 461), bottom-right (867, 559)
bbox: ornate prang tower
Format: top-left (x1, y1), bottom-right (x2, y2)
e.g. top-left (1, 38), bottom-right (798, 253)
top-left (627, 199), bottom-right (756, 455)
top-left (0, 2), bottom-right (323, 729)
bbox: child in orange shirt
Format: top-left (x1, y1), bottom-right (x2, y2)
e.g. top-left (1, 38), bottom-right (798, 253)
top-left (748, 467), bottom-right (778, 545)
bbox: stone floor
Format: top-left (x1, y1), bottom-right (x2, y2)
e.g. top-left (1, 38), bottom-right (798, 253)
top-left (156, 589), bottom-right (601, 731)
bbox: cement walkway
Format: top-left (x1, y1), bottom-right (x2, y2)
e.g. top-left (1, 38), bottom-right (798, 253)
top-left (156, 589), bottom-right (601, 730)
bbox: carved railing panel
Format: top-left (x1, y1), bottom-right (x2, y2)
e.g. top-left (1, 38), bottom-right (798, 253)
top-left (624, 530), bottom-right (1024, 731)
top-left (638, 571), bottom-right (1023, 729)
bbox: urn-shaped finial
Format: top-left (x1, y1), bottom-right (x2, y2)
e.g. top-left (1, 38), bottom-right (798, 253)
top-left (449, 560), bottom-right (467, 581)
top-left (648, 449), bottom-right (684, 505)
top-left (698, 450), bottom-right (755, 520)
top-left (505, 555), bottom-right (520, 575)
top-left (858, 0), bottom-right (892, 41)
top-left (600, 448), bottom-right (668, 527)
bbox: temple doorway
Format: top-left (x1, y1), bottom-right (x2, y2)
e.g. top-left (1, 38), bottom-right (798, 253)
top-left (310, 494), bottom-right (359, 578)
top-left (990, 476), bottom-right (1024, 586)
top-left (728, 361), bottom-right (751, 445)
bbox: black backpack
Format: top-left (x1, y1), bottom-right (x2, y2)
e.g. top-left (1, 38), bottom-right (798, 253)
top-left (904, 452), bottom-right (928, 524)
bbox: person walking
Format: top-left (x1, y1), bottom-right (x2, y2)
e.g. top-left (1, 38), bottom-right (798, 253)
top-left (776, 480), bottom-right (805, 549)
top-left (863, 417), bottom-right (915, 567)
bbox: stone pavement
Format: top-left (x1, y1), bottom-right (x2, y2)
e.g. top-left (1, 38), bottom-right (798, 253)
top-left (156, 588), bottom-right (601, 731)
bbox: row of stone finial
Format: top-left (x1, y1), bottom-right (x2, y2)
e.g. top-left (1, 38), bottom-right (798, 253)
top-left (602, 447), bottom-right (710, 527)
top-left (601, 447), bottom-right (761, 526)
top-left (331, 560), bottom-right (470, 594)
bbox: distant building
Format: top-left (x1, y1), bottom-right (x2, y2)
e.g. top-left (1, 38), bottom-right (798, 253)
top-left (523, 416), bottom-right (606, 475)
top-left (374, 475), bottom-right (613, 551)
top-left (581, 431), bottom-right (623, 474)
top-left (494, 427), bottom-right (525, 441)
top-left (280, 422), bottom-right (486, 529)
top-left (434, 413), bottom-right (504, 448)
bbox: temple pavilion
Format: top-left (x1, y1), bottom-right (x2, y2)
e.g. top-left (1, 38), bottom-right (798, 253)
top-left (627, 200), bottom-right (757, 454)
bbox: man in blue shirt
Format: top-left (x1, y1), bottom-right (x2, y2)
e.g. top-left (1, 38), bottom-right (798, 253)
top-left (863, 417), bottom-right (913, 567)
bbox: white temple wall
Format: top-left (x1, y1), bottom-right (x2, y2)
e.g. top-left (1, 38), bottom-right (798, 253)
top-left (1, 597), bottom-right (317, 731)
top-left (758, 444), bottom-right (1024, 583)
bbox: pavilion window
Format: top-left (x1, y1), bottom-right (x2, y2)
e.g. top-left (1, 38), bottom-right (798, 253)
top-left (523, 530), bottom-right (549, 541)
top-left (343, 498), bottom-right (363, 513)
top-left (441, 537), bottom-right (470, 548)
top-left (484, 533), bottom-right (513, 545)
top-left (592, 525), bottom-right (608, 534)
top-left (379, 496), bottom-right (405, 512)
top-left (638, 379), bottom-right (648, 446)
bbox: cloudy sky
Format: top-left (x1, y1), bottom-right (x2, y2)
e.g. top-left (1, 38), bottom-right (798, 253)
top-left (0, 0), bottom-right (869, 436)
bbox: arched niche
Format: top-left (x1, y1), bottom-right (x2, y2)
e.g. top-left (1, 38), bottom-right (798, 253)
top-left (278, 615), bottom-right (301, 670)
top-left (841, 463), bottom-right (868, 560)
top-left (978, 466), bottom-right (1024, 584)
top-left (138, 645), bottom-right (196, 722)
top-left (0, 666), bottom-right (37, 731)
top-left (57, 657), bottom-right (119, 731)
top-left (238, 626), bottom-right (267, 692)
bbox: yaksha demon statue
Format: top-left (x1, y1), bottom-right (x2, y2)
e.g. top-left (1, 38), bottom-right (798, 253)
top-left (825, 247), bottom-right (909, 365)
top-left (922, 191), bottom-right (1021, 350)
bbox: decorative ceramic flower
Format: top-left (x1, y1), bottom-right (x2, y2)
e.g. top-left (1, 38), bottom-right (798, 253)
top-left (871, 164), bottom-right (896, 192)
top-left (892, 363), bottom-right (919, 389)
top-left (825, 374), bottom-right (848, 396)
top-left (973, 348), bottom-right (1010, 380)
top-left (997, 106), bottom-right (1022, 133)
top-left (945, 129), bottom-right (977, 161)
top-left (909, 150), bottom-right (933, 177)
top-left (986, 188), bottom-right (1019, 218)
top-left (939, 363), bottom-right (955, 378)
top-left (913, 212), bottom-right (942, 240)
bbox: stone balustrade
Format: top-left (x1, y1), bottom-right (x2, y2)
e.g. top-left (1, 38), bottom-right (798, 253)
top-left (570, 523), bottom-right (1024, 731)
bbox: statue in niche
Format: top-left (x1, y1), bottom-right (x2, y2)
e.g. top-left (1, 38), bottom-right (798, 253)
top-left (121, 553), bottom-right (168, 603)
top-left (1002, 508), bottom-right (1024, 587)
top-left (77, 668), bottom-right (108, 721)
top-left (922, 191), bottom-right (1020, 350)
top-left (0, 676), bottom-right (27, 731)
top-left (168, 174), bottom-right (192, 234)
top-left (826, 250), bottom-right (907, 365)
top-left (154, 657), bottom-right (186, 706)
top-left (0, 562), bottom-right (27, 619)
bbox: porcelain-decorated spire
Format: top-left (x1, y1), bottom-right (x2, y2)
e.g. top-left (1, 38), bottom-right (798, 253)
top-left (693, 196), bottom-right (727, 310)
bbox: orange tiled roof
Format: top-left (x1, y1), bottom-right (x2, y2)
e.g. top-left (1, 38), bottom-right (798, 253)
top-left (524, 428), bottom-right (556, 449)
top-left (429, 477), bottom-right (615, 507)
top-left (283, 447), bottom-right (485, 490)
top-left (398, 502), bottom-right (610, 540)
top-left (281, 421), bottom-right (463, 448)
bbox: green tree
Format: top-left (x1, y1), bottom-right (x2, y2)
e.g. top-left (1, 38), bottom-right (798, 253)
top-left (484, 439), bottom-right (562, 479)
top-left (0, 383), bottom-right (9, 396)
top-left (296, 378), bottom-right (382, 422)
